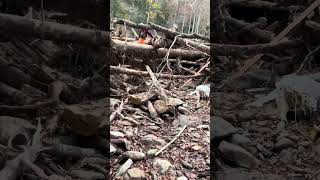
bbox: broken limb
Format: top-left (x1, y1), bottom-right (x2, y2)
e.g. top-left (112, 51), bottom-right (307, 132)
top-left (110, 66), bottom-right (205, 79)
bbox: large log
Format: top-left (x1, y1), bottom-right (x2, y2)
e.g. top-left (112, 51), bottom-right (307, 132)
top-left (225, 16), bottom-right (273, 43)
top-left (111, 39), bottom-right (206, 60)
top-left (0, 13), bottom-right (109, 46)
top-left (114, 18), bottom-right (210, 41)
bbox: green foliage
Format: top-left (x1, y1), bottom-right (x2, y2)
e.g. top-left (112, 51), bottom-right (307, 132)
top-left (111, 0), bottom-right (175, 26)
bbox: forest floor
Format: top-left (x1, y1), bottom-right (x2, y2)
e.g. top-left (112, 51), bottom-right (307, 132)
top-left (212, 83), bottom-right (320, 180)
top-left (110, 82), bottom-right (210, 180)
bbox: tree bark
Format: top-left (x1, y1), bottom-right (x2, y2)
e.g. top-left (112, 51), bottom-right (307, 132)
top-left (0, 13), bottom-right (109, 47)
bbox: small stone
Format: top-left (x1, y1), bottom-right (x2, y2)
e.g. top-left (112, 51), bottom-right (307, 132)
top-left (196, 124), bottom-right (209, 130)
top-left (124, 168), bottom-right (146, 180)
top-left (142, 134), bottom-right (165, 146)
top-left (125, 131), bottom-right (134, 138)
top-left (123, 151), bottom-right (146, 161)
top-left (218, 141), bottom-right (260, 168)
top-left (147, 126), bottom-right (160, 131)
top-left (180, 159), bottom-right (193, 169)
top-left (176, 171), bottom-right (184, 177)
top-left (177, 176), bottom-right (188, 180)
top-left (110, 131), bottom-right (125, 138)
top-left (110, 143), bottom-right (117, 155)
top-left (177, 114), bottom-right (190, 126)
top-left (212, 116), bottom-right (238, 140)
top-left (279, 148), bottom-right (296, 164)
top-left (191, 144), bottom-right (202, 151)
top-left (116, 158), bottom-right (133, 177)
top-left (178, 106), bottom-right (191, 115)
top-left (147, 149), bottom-right (158, 157)
top-left (230, 134), bottom-right (252, 148)
top-left (153, 159), bottom-right (172, 175)
top-left (274, 138), bottom-right (294, 152)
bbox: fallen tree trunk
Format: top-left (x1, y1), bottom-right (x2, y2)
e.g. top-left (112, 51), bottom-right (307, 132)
top-left (213, 39), bottom-right (303, 56)
top-left (0, 13), bottom-right (109, 46)
top-left (111, 39), bottom-right (206, 59)
top-left (225, 16), bottom-right (273, 43)
top-left (110, 66), bottom-right (205, 79)
top-left (114, 18), bottom-right (210, 41)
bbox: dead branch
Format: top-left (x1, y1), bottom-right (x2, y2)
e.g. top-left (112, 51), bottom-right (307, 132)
top-left (110, 66), bottom-right (205, 79)
top-left (230, 0), bottom-right (320, 80)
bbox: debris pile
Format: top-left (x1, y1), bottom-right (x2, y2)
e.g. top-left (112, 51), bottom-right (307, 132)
top-left (213, 0), bottom-right (320, 179)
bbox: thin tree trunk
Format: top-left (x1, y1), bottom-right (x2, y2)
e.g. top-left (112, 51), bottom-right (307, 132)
top-left (182, 12), bottom-right (185, 33)
top-left (188, 3), bottom-right (193, 34)
top-left (196, 14), bottom-right (201, 34)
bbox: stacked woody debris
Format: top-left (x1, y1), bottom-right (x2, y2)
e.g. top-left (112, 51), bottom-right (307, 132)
top-left (0, 3), bottom-right (109, 180)
top-left (213, 0), bottom-right (320, 179)
top-left (109, 19), bottom-right (211, 179)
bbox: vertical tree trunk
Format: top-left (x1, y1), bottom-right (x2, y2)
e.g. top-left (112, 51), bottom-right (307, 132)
top-left (188, 3), bottom-right (193, 34)
top-left (196, 14), bottom-right (201, 34)
top-left (182, 12), bottom-right (185, 33)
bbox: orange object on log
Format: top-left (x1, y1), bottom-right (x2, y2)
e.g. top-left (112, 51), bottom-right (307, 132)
top-left (138, 38), bottom-right (145, 44)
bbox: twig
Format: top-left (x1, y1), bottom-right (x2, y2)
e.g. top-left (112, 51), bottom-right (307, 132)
top-left (145, 65), bottom-right (168, 100)
top-left (296, 45), bottom-right (320, 73)
top-left (179, 59), bottom-right (210, 89)
top-left (155, 125), bottom-right (187, 156)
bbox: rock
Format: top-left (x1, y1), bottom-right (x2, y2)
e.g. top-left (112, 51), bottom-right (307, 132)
top-left (196, 124), bottom-right (209, 130)
top-left (153, 159), bottom-right (172, 175)
top-left (177, 114), bottom-right (191, 126)
top-left (177, 176), bottom-right (188, 180)
top-left (123, 151), bottom-right (146, 161)
top-left (116, 158), bottom-right (133, 177)
top-left (212, 116), bottom-right (238, 140)
top-left (147, 149), bottom-right (158, 157)
top-left (230, 134), bottom-right (252, 148)
top-left (225, 69), bottom-right (273, 90)
top-left (274, 138), bottom-right (294, 152)
top-left (110, 131), bottom-right (125, 138)
top-left (153, 100), bottom-right (171, 114)
top-left (178, 106), bottom-right (191, 115)
top-left (279, 148), bottom-right (296, 164)
top-left (110, 144), bottom-right (117, 155)
top-left (142, 134), bottom-right (166, 146)
top-left (191, 144), bottom-right (202, 151)
top-left (62, 101), bottom-right (106, 136)
top-left (123, 168), bottom-right (146, 180)
top-left (128, 92), bottom-right (156, 105)
top-left (153, 98), bottom-right (185, 114)
top-left (111, 138), bottom-right (131, 151)
top-left (125, 130), bottom-right (134, 138)
top-left (0, 116), bottom-right (35, 148)
top-left (218, 141), bottom-right (260, 168)
top-left (180, 159), bottom-right (193, 169)
top-left (176, 171), bottom-right (184, 177)
top-left (147, 126), bottom-right (160, 131)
